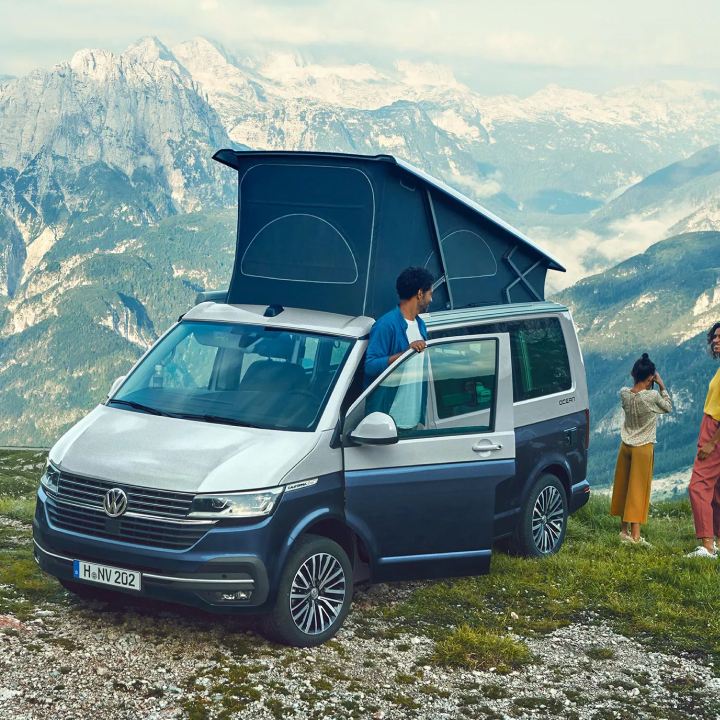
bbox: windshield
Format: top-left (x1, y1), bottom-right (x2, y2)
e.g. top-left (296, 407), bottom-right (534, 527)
top-left (110, 321), bottom-right (355, 431)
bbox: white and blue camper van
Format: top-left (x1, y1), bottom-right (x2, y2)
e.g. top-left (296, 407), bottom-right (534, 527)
top-left (33, 151), bottom-right (590, 646)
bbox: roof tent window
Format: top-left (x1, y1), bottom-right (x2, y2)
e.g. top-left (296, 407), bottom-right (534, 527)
top-left (237, 162), bottom-right (374, 287)
top-left (441, 229), bottom-right (498, 280)
top-left (241, 214), bottom-right (359, 284)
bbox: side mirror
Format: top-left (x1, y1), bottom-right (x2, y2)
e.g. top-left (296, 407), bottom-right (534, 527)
top-left (108, 375), bottom-right (126, 397)
top-left (349, 412), bottom-right (398, 446)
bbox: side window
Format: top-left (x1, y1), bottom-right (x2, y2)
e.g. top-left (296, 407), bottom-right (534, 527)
top-left (430, 340), bottom-right (497, 430)
top-left (365, 351), bottom-right (428, 438)
top-left (430, 317), bottom-right (571, 402)
top-left (511, 318), bottom-right (571, 400)
top-left (161, 332), bottom-right (218, 389)
top-left (360, 338), bottom-right (497, 438)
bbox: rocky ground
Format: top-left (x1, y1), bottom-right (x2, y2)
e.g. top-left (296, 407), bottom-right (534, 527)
top-left (1, 545), bottom-right (719, 720)
top-left (2, 452), bottom-right (719, 720)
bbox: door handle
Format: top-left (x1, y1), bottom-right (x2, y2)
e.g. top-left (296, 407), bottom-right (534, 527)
top-left (472, 441), bottom-right (503, 453)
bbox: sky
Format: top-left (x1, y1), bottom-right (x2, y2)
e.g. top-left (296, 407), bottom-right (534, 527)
top-left (1, 0), bottom-right (719, 95)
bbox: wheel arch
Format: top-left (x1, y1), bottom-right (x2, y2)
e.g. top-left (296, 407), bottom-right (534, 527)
top-left (520, 455), bottom-right (572, 507)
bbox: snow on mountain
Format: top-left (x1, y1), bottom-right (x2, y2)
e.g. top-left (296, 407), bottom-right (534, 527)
top-left (0, 36), bottom-right (228, 205)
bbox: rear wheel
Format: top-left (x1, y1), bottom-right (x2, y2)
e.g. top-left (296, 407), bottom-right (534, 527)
top-left (511, 474), bottom-right (568, 557)
top-left (262, 535), bottom-right (353, 647)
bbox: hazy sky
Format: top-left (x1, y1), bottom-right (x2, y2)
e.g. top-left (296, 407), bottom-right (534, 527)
top-left (1, 0), bottom-right (719, 95)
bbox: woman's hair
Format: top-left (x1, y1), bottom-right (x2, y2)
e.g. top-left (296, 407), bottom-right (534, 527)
top-left (631, 353), bottom-right (656, 383)
top-left (708, 322), bottom-right (720, 359)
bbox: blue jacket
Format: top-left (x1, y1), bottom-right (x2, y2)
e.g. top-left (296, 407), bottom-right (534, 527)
top-left (364, 306), bottom-right (428, 387)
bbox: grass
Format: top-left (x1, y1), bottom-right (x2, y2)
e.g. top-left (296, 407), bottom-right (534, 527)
top-left (0, 450), bottom-right (64, 617)
top-left (432, 624), bottom-right (532, 672)
top-left (387, 495), bottom-right (720, 670)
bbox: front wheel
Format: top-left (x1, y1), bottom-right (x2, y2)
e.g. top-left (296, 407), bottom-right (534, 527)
top-left (262, 535), bottom-right (353, 647)
top-left (511, 474), bottom-right (568, 557)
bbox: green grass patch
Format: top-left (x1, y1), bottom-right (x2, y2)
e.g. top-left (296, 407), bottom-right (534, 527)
top-left (587, 646), bottom-right (615, 661)
top-left (0, 496), bottom-right (36, 524)
top-left (432, 624), bottom-right (532, 672)
top-left (390, 495), bottom-right (720, 669)
top-left (0, 450), bottom-right (46, 496)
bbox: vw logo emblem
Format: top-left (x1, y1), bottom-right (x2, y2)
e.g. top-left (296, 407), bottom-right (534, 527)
top-left (103, 488), bottom-right (128, 517)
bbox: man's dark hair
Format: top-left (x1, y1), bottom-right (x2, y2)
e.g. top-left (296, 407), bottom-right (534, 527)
top-left (396, 266), bottom-right (434, 301)
top-left (631, 353), bottom-right (656, 383)
top-left (708, 322), bottom-right (720, 359)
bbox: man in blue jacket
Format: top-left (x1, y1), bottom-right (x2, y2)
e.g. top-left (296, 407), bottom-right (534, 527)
top-left (364, 266), bottom-right (434, 389)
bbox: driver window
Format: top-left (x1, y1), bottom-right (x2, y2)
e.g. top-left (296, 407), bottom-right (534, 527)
top-left (359, 338), bottom-right (498, 439)
top-left (364, 351), bottom-right (429, 438)
top-left (430, 339), bottom-right (497, 432)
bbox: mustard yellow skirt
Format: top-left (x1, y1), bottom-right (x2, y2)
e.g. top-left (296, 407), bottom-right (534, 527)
top-left (610, 442), bottom-right (654, 524)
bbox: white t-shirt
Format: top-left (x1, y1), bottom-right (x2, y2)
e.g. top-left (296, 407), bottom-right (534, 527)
top-left (389, 319), bottom-right (425, 430)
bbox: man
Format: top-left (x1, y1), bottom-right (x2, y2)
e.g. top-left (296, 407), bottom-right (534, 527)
top-left (361, 267), bottom-right (433, 432)
top-left (364, 266), bottom-right (434, 388)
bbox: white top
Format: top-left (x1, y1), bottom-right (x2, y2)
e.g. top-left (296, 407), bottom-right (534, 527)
top-left (389, 319), bottom-right (425, 430)
top-left (619, 388), bottom-right (672, 446)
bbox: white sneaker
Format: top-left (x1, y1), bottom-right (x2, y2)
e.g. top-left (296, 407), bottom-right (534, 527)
top-left (685, 546), bottom-right (718, 559)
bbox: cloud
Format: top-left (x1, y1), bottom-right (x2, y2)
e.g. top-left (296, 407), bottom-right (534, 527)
top-left (541, 203), bottom-right (697, 292)
top-left (4, 0), bottom-right (720, 81)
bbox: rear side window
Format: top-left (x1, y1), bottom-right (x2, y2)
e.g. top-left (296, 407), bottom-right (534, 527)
top-left (430, 317), bottom-right (572, 402)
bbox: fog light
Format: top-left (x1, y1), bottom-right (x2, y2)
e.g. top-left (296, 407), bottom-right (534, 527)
top-left (213, 590), bottom-right (251, 602)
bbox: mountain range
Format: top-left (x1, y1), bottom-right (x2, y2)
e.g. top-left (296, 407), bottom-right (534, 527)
top-left (0, 36), bottom-right (719, 486)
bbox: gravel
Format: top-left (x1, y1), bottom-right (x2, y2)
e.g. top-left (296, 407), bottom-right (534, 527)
top-left (1, 579), bottom-right (719, 720)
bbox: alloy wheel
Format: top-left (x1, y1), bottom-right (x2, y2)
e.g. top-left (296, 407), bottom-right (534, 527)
top-left (531, 486), bottom-right (565, 553)
top-left (289, 552), bottom-right (346, 635)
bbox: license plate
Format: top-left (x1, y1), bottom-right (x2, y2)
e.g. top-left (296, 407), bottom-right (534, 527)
top-left (72, 560), bottom-right (142, 591)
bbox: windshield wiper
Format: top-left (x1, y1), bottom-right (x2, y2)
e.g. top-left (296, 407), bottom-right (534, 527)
top-left (107, 399), bottom-right (168, 417)
top-left (175, 413), bottom-right (256, 428)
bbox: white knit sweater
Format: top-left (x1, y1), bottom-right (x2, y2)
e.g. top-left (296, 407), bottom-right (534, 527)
top-left (619, 388), bottom-right (672, 446)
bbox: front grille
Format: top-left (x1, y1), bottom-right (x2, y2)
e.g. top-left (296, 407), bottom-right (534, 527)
top-left (46, 496), bottom-right (211, 550)
top-left (57, 472), bottom-right (193, 519)
top-left (46, 472), bottom-right (210, 550)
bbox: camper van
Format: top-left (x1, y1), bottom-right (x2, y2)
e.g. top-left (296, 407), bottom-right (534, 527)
top-left (33, 151), bottom-right (590, 646)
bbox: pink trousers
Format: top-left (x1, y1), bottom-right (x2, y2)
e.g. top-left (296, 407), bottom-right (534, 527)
top-left (688, 414), bottom-right (720, 538)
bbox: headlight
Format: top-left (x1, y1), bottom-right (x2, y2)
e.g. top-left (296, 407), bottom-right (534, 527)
top-left (188, 487), bottom-right (284, 519)
top-left (40, 460), bottom-right (60, 494)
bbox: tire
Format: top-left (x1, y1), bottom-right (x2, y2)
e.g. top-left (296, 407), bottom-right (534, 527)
top-left (511, 473), bottom-right (568, 557)
top-left (262, 535), bottom-right (353, 647)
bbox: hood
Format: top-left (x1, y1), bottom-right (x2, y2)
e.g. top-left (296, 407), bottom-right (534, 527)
top-left (50, 405), bottom-right (319, 493)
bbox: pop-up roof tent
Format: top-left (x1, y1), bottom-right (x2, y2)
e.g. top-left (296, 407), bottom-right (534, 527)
top-left (212, 150), bottom-right (565, 319)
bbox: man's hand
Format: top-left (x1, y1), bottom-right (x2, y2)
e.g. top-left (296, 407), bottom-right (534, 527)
top-left (409, 340), bottom-right (427, 353)
top-left (698, 441), bottom-right (717, 461)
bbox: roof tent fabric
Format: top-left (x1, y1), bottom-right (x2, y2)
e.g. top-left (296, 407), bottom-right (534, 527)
top-left (213, 150), bottom-right (565, 318)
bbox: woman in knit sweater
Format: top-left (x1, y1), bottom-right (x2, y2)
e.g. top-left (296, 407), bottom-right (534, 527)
top-left (610, 353), bottom-right (672, 545)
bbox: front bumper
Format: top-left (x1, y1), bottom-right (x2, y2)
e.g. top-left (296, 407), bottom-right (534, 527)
top-left (32, 486), bottom-right (273, 611)
top-left (33, 538), bottom-right (265, 610)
